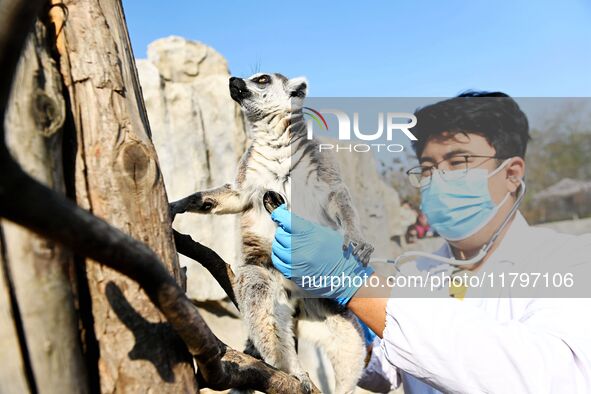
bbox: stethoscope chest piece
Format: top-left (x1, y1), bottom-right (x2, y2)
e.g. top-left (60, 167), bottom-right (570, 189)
top-left (263, 190), bottom-right (286, 214)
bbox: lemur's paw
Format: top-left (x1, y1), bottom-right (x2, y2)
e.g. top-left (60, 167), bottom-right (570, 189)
top-left (168, 201), bottom-right (183, 221)
top-left (343, 234), bottom-right (375, 266)
top-left (295, 372), bottom-right (314, 394)
top-left (170, 192), bottom-right (215, 216)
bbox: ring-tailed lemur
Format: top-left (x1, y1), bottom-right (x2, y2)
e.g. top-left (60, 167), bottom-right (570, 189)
top-left (170, 73), bottom-right (374, 393)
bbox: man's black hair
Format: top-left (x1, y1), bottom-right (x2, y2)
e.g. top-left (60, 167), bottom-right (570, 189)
top-left (411, 91), bottom-right (530, 159)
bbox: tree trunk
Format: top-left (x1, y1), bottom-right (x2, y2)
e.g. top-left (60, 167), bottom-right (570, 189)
top-left (1, 2), bottom-right (318, 393)
top-left (0, 18), bottom-right (87, 394)
top-left (48, 0), bottom-right (197, 392)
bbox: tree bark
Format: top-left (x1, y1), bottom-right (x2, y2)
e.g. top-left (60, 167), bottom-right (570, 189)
top-left (0, 17), bottom-right (87, 394)
top-left (48, 0), bottom-right (197, 392)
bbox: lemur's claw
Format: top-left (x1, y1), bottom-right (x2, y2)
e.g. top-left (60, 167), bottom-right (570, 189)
top-left (357, 243), bottom-right (375, 266)
top-left (344, 234), bottom-right (374, 266)
top-left (295, 372), bottom-right (314, 394)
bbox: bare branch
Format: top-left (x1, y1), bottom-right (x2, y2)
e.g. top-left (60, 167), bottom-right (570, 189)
top-left (173, 229), bottom-right (238, 308)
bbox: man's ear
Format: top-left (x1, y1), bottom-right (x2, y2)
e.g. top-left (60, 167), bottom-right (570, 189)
top-left (505, 157), bottom-right (525, 193)
top-left (288, 77), bottom-right (308, 98)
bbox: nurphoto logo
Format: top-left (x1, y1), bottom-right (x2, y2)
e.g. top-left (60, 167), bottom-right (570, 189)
top-left (304, 107), bottom-right (418, 153)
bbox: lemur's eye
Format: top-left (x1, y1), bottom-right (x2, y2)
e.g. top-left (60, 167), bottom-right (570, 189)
top-left (256, 75), bottom-right (270, 84)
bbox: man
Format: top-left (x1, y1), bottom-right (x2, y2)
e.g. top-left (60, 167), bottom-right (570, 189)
top-left (270, 92), bottom-right (591, 393)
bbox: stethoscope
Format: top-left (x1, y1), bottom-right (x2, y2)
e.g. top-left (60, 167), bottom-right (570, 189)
top-left (263, 179), bottom-right (526, 268)
top-left (373, 179), bottom-right (527, 268)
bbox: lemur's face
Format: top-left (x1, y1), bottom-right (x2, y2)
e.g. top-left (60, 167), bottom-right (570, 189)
top-left (229, 73), bottom-right (308, 121)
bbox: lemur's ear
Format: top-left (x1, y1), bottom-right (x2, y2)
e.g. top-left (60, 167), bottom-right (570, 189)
top-left (288, 77), bottom-right (308, 98)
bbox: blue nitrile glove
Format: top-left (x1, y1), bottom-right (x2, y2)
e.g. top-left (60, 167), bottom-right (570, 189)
top-left (357, 317), bottom-right (377, 346)
top-left (271, 204), bottom-right (374, 306)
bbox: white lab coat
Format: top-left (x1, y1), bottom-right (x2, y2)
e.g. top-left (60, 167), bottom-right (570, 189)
top-left (358, 212), bottom-right (591, 393)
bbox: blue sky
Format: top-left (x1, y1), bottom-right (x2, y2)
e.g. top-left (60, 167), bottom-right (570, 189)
top-left (122, 1), bottom-right (591, 97)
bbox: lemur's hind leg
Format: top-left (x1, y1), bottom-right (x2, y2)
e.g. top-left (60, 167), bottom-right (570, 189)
top-left (299, 300), bottom-right (366, 394)
top-left (327, 185), bottom-right (375, 266)
top-left (169, 183), bottom-right (249, 218)
top-left (235, 264), bottom-right (314, 393)
top-left (243, 337), bottom-right (262, 360)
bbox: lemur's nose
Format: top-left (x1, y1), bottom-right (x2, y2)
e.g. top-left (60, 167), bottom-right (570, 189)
top-left (229, 77), bottom-right (250, 102)
top-left (229, 77), bottom-right (245, 89)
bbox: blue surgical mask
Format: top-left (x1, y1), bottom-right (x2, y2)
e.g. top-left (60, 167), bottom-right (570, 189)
top-left (419, 160), bottom-right (511, 241)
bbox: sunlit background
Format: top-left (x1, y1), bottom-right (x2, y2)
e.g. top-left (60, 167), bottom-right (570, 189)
top-left (123, 0), bottom-right (591, 97)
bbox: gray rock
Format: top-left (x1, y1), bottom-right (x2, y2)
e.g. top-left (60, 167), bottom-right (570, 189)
top-left (138, 36), bottom-right (247, 301)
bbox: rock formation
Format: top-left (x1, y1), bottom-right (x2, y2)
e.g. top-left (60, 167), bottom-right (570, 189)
top-left (328, 148), bottom-right (402, 259)
top-left (137, 36), bottom-right (247, 301)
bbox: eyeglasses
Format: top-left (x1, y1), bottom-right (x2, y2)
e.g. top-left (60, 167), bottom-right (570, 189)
top-left (406, 155), bottom-right (506, 188)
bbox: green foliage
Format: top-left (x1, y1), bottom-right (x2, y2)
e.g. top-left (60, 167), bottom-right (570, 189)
top-left (522, 109), bottom-right (591, 222)
top-left (526, 129), bottom-right (591, 192)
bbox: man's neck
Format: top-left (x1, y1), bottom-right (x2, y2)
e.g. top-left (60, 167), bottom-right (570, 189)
top-left (449, 213), bottom-right (517, 272)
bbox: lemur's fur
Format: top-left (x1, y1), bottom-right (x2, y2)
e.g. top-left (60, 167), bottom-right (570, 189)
top-left (171, 73), bottom-right (373, 393)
